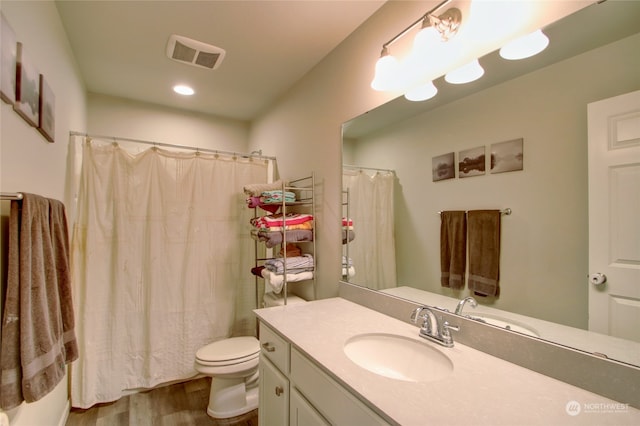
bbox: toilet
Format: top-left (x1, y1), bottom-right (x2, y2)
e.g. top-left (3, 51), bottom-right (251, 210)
top-left (194, 292), bottom-right (306, 419)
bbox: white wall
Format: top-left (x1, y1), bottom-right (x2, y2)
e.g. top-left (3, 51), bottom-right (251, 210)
top-left (0, 1), bottom-right (86, 425)
top-left (248, 1), bottom-right (589, 301)
top-left (347, 33), bottom-right (640, 328)
top-left (249, 1), bottom-right (428, 299)
top-left (86, 93), bottom-right (250, 152)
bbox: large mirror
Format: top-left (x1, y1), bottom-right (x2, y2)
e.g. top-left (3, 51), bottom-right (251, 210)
top-left (341, 1), bottom-right (640, 368)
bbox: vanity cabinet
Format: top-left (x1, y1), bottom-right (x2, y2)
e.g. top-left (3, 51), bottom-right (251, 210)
top-left (290, 388), bottom-right (329, 426)
top-left (258, 321), bottom-right (389, 426)
top-left (259, 356), bottom-right (289, 426)
top-left (259, 321), bottom-right (290, 426)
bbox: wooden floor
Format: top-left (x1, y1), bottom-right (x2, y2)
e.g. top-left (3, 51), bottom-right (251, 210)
top-left (65, 378), bottom-right (258, 426)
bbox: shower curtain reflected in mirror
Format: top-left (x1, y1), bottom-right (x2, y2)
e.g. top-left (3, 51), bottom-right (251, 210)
top-left (70, 139), bottom-right (269, 408)
top-left (342, 169), bottom-right (396, 290)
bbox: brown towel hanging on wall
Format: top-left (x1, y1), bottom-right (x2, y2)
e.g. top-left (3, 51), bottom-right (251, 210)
top-left (440, 211), bottom-right (467, 289)
top-left (467, 209), bottom-right (501, 297)
top-left (0, 193), bottom-right (79, 409)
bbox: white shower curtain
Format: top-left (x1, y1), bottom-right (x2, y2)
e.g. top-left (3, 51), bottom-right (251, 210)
top-left (70, 140), bottom-right (269, 408)
top-left (343, 170), bottom-right (397, 290)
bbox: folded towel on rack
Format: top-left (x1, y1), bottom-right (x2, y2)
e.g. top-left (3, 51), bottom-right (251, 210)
top-left (246, 196), bottom-right (280, 214)
top-left (243, 180), bottom-right (288, 197)
top-left (279, 243), bottom-right (302, 258)
top-left (467, 210), bottom-right (501, 297)
top-left (342, 266), bottom-right (356, 278)
top-left (261, 190), bottom-right (296, 204)
top-left (0, 194), bottom-right (78, 409)
top-left (440, 211), bottom-right (467, 290)
top-left (250, 213), bottom-right (313, 229)
top-left (261, 269), bottom-right (314, 294)
top-left (342, 229), bottom-right (355, 244)
top-left (264, 254), bottom-right (314, 274)
top-left (250, 229), bottom-right (313, 248)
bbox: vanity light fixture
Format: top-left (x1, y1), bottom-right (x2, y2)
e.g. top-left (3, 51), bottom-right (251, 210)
top-left (173, 85), bottom-right (195, 96)
top-left (444, 59), bottom-right (485, 84)
top-left (370, 0), bottom-right (461, 93)
top-left (371, 47), bottom-right (400, 91)
top-left (404, 81), bottom-right (438, 102)
top-left (499, 29), bottom-right (549, 60)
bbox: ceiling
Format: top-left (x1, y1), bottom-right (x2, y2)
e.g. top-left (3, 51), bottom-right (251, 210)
top-left (55, 0), bottom-right (386, 122)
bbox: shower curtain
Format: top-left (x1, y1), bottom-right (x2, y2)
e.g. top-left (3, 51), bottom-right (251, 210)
top-left (343, 169), bottom-right (397, 290)
top-left (70, 140), bottom-right (269, 408)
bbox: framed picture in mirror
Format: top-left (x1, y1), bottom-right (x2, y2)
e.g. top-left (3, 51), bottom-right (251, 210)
top-left (490, 138), bottom-right (524, 174)
top-left (459, 146), bottom-right (486, 178)
top-left (432, 152), bottom-right (455, 181)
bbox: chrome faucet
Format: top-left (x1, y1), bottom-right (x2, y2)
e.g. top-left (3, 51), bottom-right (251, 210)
top-left (410, 306), bottom-right (459, 348)
top-left (454, 296), bottom-right (478, 316)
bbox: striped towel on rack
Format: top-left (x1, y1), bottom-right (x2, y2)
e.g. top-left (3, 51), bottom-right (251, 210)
top-left (264, 254), bottom-right (314, 274)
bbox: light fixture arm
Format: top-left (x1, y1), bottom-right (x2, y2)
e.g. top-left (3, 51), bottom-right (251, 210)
top-left (381, 0), bottom-right (454, 50)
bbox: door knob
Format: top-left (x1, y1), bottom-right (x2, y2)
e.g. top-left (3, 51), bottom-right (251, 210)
top-left (275, 386), bottom-right (284, 396)
top-left (588, 273), bottom-right (607, 286)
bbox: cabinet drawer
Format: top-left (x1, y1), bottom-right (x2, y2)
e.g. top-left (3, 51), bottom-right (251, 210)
top-left (290, 348), bottom-right (390, 426)
top-left (259, 322), bottom-right (289, 373)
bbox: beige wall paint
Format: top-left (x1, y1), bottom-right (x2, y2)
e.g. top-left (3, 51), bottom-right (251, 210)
top-left (248, 0), bottom-right (591, 301)
top-left (346, 33), bottom-right (640, 329)
top-left (249, 1), bottom-right (427, 300)
top-left (0, 1), bottom-right (86, 425)
top-left (86, 93), bottom-right (250, 152)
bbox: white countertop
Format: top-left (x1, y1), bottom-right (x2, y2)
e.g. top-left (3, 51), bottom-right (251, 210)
top-left (381, 286), bottom-right (640, 367)
top-left (254, 297), bottom-right (640, 426)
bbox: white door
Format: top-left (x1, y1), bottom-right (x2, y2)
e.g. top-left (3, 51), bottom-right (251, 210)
top-left (588, 90), bottom-right (640, 342)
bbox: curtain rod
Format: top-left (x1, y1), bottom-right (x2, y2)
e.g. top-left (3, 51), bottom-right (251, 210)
top-left (69, 131), bottom-right (276, 161)
top-left (343, 164), bottom-right (395, 174)
top-left (1, 192), bottom-right (23, 200)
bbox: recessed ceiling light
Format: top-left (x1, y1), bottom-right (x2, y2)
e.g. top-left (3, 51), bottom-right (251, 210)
top-left (173, 85), bottom-right (195, 96)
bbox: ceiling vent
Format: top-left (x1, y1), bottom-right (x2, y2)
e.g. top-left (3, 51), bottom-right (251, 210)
top-left (166, 34), bottom-right (225, 70)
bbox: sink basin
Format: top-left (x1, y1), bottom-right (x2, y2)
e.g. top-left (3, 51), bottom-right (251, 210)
top-left (472, 314), bottom-right (540, 338)
top-left (343, 333), bottom-right (453, 382)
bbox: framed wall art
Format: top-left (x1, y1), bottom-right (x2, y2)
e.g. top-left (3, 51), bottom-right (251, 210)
top-left (14, 42), bottom-right (40, 127)
top-left (458, 146), bottom-right (485, 178)
top-left (490, 138), bottom-right (524, 174)
top-left (1, 13), bottom-right (17, 104)
top-left (432, 152), bottom-right (455, 182)
top-left (38, 74), bottom-right (55, 142)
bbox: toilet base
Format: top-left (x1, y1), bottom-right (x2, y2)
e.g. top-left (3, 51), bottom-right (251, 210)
top-left (206, 377), bottom-right (259, 419)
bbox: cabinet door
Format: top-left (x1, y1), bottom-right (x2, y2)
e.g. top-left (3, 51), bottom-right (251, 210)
top-left (290, 388), bottom-right (329, 426)
top-left (259, 357), bottom-right (289, 426)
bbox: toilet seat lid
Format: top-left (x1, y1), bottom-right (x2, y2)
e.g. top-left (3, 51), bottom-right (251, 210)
top-left (196, 336), bottom-right (259, 363)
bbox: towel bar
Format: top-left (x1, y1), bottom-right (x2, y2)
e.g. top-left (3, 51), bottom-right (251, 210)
top-left (0, 192), bottom-right (23, 200)
top-left (438, 208), bottom-right (511, 215)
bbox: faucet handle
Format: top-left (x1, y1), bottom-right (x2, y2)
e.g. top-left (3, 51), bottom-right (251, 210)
top-left (441, 321), bottom-right (460, 346)
top-left (441, 321), bottom-right (460, 337)
top-left (410, 306), bottom-right (426, 324)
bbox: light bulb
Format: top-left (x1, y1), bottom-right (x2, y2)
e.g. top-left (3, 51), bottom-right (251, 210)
top-left (499, 29), bottom-right (549, 60)
top-left (445, 59), bottom-right (484, 84)
top-left (173, 85), bottom-right (195, 95)
top-left (413, 25), bottom-right (440, 54)
top-left (404, 81), bottom-right (438, 102)
top-left (371, 54), bottom-right (399, 91)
